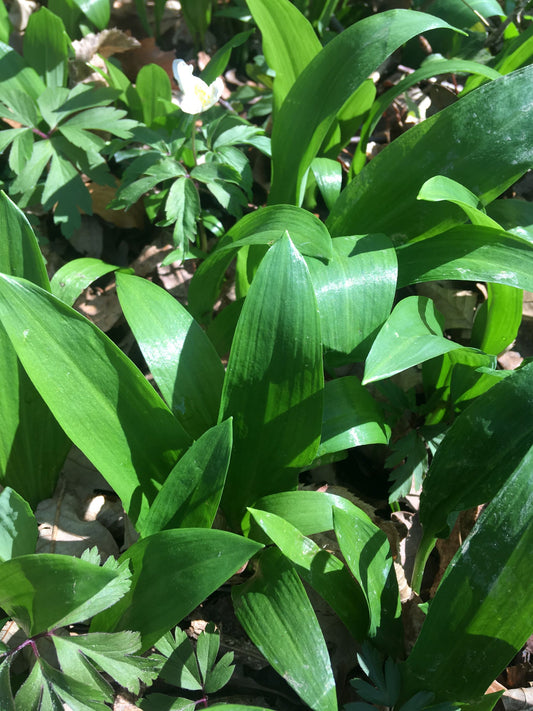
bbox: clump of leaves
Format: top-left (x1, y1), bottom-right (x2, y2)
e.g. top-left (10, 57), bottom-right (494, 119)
top-left (142, 623), bottom-right (236, 710)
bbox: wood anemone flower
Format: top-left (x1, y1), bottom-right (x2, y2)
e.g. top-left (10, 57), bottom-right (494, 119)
top-left (172, 59), bottom-right (224, 114)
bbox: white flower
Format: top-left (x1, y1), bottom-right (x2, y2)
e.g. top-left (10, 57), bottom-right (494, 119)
top-left (172, 59), bottom-right (224, 114)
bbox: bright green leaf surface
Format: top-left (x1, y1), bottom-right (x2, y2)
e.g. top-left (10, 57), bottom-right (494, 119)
top-left (329, 66), bottom-right (533, 241)
top-left (136, 64), bottom-right (172, 126)
top-left (0, 554), bottom-right (125, 636)
top-left (486, 199), bottom-right (533, 242)
top-left (269, 10), bottom-right (457, 205)
top-left (51, 258), bottom-right (120, 306)
top-left (306, 233), bottom-right (397, 361)
top-left (246, 0), bottom-right (321, 114)
top-left (248, 508), bottom-right (369, 641)
top-left (23, 8), bottom-right (69, 89)
top-left (310, 157), bottom-right (343, 212)
top-left (138, 419), bottom-right (232, 537)
top-left (0, 42), bottom-right (45, 100)
top-left (396, 226), bottom-right (533, 290)
top-left (116, 273), bottom-right (224, 438)
top-left (318, 376), bottom-right (390, 456)
top-left (420, 361), bottom-right (533, 538)
top-left (404, 447), bottom-right (533, 703)
top-left (91, 529), bottom-right (262, 651)
top-left (0, 488), bottom-right (37, 562)
top-left (233, 547), bottom-right (337, 711)
top-left (188, 206), bottom-right (331, 323)
top-left (0, 275), bottom-right (190, 526)
top-left (219, 235), bottom-right (323, 528)
top-left (334, 507), bottom-right (402, 655)
top-left (0, 194), bottom-right (70, 505)
top-left (363, 296), bottom-right (464, 384)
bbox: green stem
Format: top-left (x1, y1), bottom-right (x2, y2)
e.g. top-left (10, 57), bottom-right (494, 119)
top-left (191, 116), bottom-right (197, 166)
top-left (411, 532), bottom-right (437, 594)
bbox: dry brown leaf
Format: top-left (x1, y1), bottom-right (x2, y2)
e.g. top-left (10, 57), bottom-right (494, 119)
top-left (501, 687), bottom-right (533, 711)
top-left (36, 492), bottom-right (119, 560)
top-left (119, 36), bottom-right (177, 83)
top-left (72, 28), bottom-right (141, 63)
top-left (8, 0), bottom-right (37, 32)
top-left (87, 182), bottom-right (145, 230)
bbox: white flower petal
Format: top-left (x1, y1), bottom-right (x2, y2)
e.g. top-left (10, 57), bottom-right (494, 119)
top-left (172, 58), bottom-right (224, 114)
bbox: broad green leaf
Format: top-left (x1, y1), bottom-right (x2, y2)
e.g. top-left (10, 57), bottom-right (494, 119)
top-left (269, 10), bottom-right (457, 205)
top-left (14, 661), bottom-right (47, 711)
top-left (420, 361), bottom-right (533, 539)
top-left (136, 64), bottom-right (172, 126)
top-left (318, 376), bottom-right (390, 457)
top-left (310, 157), bottom-right (342, 212)
top-left (10, 139), bottom-right (53, 199)
top-left (188, 205), bottom-right (332, 324)
top-left (0, 275), bottom-right (190, 526)
top-left (71, 0), bottom-right (110, 29)
top-left (0, 659), bottom-right (15, 710)
top-left (52, 635), bottom-right (113, 705)
top-left (487, 199), bottom-right (533, 242)
top-left (41, 149), bottom-right (92, 237)
top-left (158, 628), bottom-right (203, 690)
top-left (0, 2), bottom-right (11, 44)
top-left (116, 273), bottom-right (224, 438)
top-left (248, 508), bottom-right (369, 641)
top-left (396, 225), bottom-right (533, 290)
top-left (0, 194), bottom-right (70, 505)
top-left (245, 0), bottom-right (321, 114)
top-left (232, 547), bottom-right (337, 711)
top-left (363, 296), bottom-right (464, 384)
top-left (251, 489), bottom-right (362, 539)
top-left (0, 554), bottom-right (126, 635)
top-left (328, 66), bottom-right (533, 241)
top-left (91, 529), bottom-right (262, 651)
top-left (0, 42), bottom-right (45, 100)
top-left (352, 59), bottom-right (501, 174)
top-left (23, 8), bottom-right (69, 89)
top-left (200, 30), bottom-right (253, 85)
top-left (404, 447), bottom-right (533, 704)
top-left (334, 507), bottom-right (402, 655)
top-left (306, 234), bottom-right (397, 361)
top-left (0, 488), bottom-right (37, 562)
top-left (471, 282), bottom-right (523, 356)
top-left (180, 0), bottom-right (212, 44)
top-left (138, 419), bottom-right (232, 537)
top-left (219, 235), bottom-right (323, 528)
top-left (417, 175), bottom-right (501, 229)
top-left (51, 258), bottom-right (120, 306)
top-left (8, 130), bottom-right (34, 176)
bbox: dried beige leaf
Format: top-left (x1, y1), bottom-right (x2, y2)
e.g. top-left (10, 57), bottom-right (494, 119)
top-left (72, 29), bottom-right (141, 63)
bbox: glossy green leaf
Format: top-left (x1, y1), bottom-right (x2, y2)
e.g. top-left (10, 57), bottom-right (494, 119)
top-left (471, 282), bottom-right (523, 356)
top-left (363, 296), bottom-right (464, 384)
top-left (136, 64), bottom-right (172, 126)
top-left (50, 258), bottom-right (120, 306)
top-left (310, 157), bottom-right (343, 213)
top-left (318, 376), bottom-right (390, 456)
top-left (306, 233), bottom-right (397, 361)
top-left (417, 175), bottom-right (501, 229)
top-left (23, 8), bottom-right (69, 89)
top-left (219, 235), bottom-right (323, 528)
top-left (333, 507), bottom-right (402, 655)
top-left (0, 194), bottom-right (70, 505)
top-left (0, 42), bottom-right (46, 100)
top-left (91, 529), bottom-right (262, 651)
top-left (166, 177), bottom-right (201, 254)
top-left (248, 507), bottom-right (369, 641)
top-left (138, 419), bottom-right (232, 537)
top-left (246, 0), bottom-right (321, 114)
top-left (116, 273), bottom-right (224, 438)
top-left (328, 66), bottom-right (533, 241)
top-left (188, 205), bottom-right (332, 324)
top-left (0, 554), bottom-right (126, 636)
top-left (201, 30), bottom-right (253, 85)
top-left (420, 361), bottom-right (533, 539)
top-left (269, 9), bottom-right (457, 205)
top-left (0, 659), bottom-right (15, 710)
top-left (397, 225), bottom-right (533, 290)
top-left (0, 275), bottom-right (190, 527)
top-left (353, 59), bottom-right (501, 174)
top-left (486, 199), bottom-right (533, 242)
top-left (71, 0), bottom-right (110, 29)
top-left (232, 547), bottom-right (337, 711)
top-left (0, 488), bottom-right (37, 562)
top-left (404, 447), bottom-right (533, 704)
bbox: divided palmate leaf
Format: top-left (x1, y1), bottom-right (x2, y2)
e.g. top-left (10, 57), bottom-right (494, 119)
top-left (219, 234), bottom-right (323, 529)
